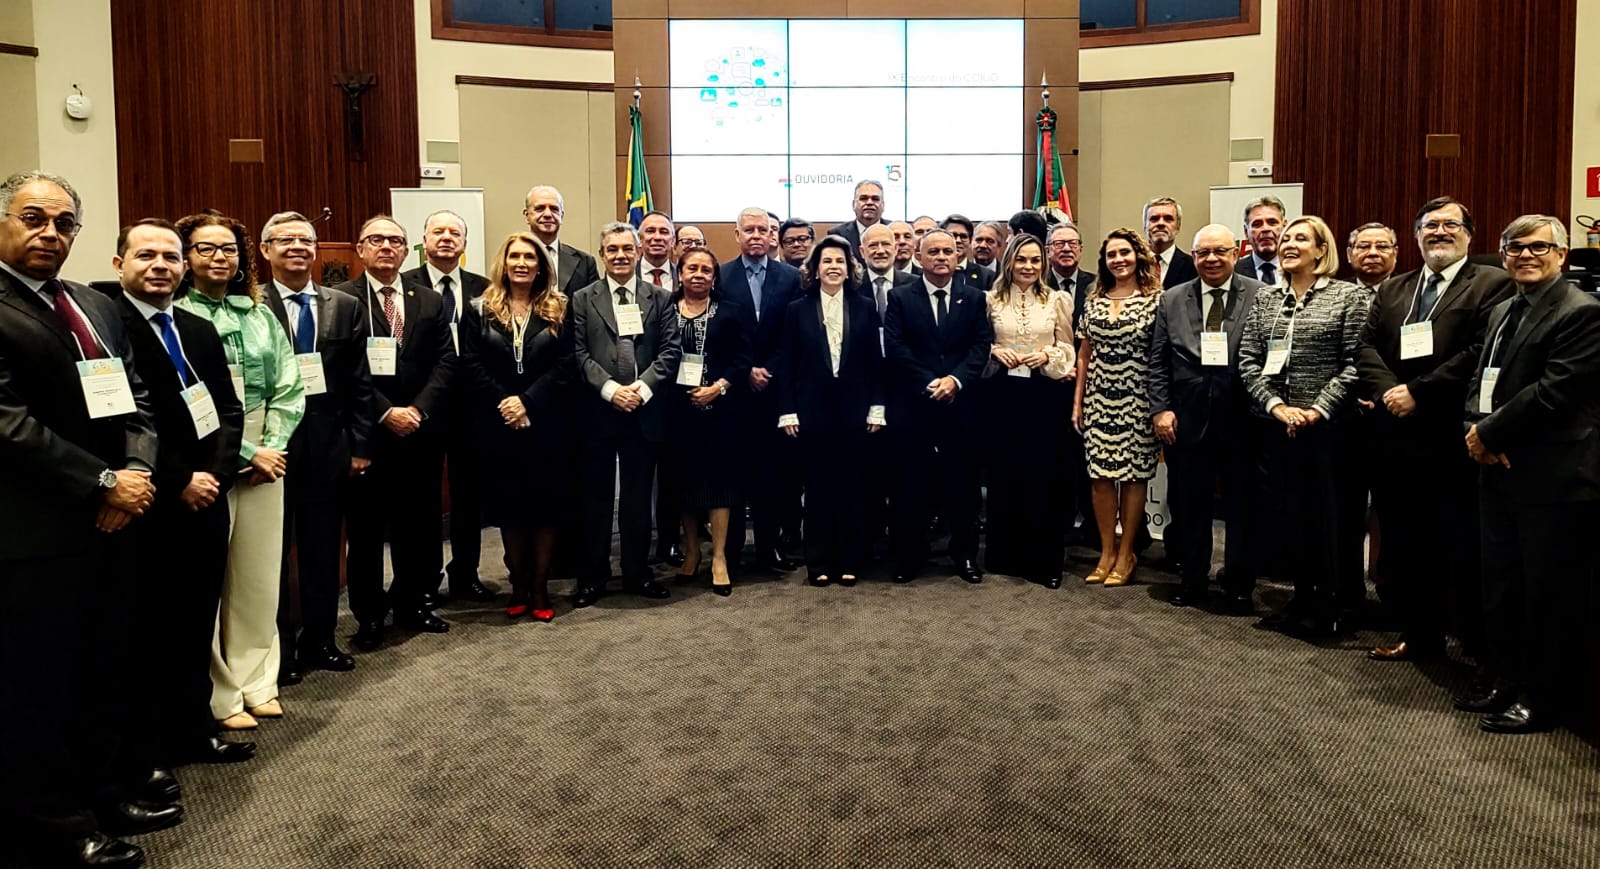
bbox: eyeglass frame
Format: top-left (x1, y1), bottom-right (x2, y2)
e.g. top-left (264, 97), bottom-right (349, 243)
top-left (190, 242), bottom-right (242, 258)
top-left (1501, 240), bottom-right (1561, 257)
top-left (4, 210), bottom-right (83, 237)
top-left (360, 234), bottom-right (408, 249)
top-left (1351, 242), bottom-right (1397, 252)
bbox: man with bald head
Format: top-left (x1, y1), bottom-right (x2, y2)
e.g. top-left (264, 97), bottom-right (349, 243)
top-left (859, 223), bottom-right (918, 547)
top-left (524, 184), bottom-right (600, 296)
top-left (1148, 224), bottom-right (1266, 610)
top-left (674, 225), bottom-right (705, 259)
top-left (889, 220), bottom-right (916, 272)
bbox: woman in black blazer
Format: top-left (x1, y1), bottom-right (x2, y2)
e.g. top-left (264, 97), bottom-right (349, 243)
top-left (779, 234), bottom-right (886, 586)
top-left (458, 232), bottom-right (573, 621)
top-left (663, 247), bottom-right (750, 596)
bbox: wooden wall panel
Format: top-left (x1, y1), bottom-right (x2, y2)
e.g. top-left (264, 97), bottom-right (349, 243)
top-left (111, 0), bottom-right (419, 276)
top-left (1274, 0), bottom-right (1575, 274)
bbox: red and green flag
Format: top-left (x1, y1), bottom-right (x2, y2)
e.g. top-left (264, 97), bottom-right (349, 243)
top-left (1033, 104), bottom-right (1073, 220)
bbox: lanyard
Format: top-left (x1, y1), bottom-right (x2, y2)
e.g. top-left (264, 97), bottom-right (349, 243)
top-left (365, 285), bottom-right (401, 341)
top-left (1485, 308), bottom-right (1516, 366)
top-left (1267, 288), bottom-right (1303, 359)
top-left (1406, 271), bottom-right (1447, 324)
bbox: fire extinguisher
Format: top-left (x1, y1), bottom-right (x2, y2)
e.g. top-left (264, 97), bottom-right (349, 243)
top-left (1579, 214), bottom-right (1600, 249)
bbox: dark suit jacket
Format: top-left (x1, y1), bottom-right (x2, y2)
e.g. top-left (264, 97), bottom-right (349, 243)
top-left (261, 283), bottom-right (376, 481)
top-left (1234, 256), bottom-right (1279, 283)
top-left (1148, 274), bottom-right (1266, 445)
top-left (1162, 248), bottom-right (1199, 288)
top-left (0, 271), bottom-right (159, 558)
top-left (828, 219), bottom-right (885, 264)
top-left (334, 277), bottom-right (458, 422)
top-left (778, 290), bottom-right (884, 432)
top-left (116, 297), bottom-right (244, 507)
top-left (570, 276), bottom-right (682, 442)
top-left (558, 242), bottom-right (601, 298)
top-left (1046, 268), bottom-right (1095, 333)
top-left (959, 261), bottom-right (996, 291)
top-left (1358, 261), bottom-right (1514, 448)
top-left (882, 274), bottom-right (994, 432)
top-left (400, 264), bottom-right (488, 312)
top-left (719, 257), bottom-right (803, 377)
top-left (1465, 277), bottom-right (1600, 504)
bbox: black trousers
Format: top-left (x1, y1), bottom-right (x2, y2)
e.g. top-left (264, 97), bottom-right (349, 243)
top-left (863, 429), bottom-right (893, 550)
top-left (733, 397), bottom-right (800, 560)
top-left (1257, 418), bottom-right (1339, 621)
top-left (983, 375), bottom-right (1069, 580)
top-left (1370, 442), bottom-right (1479, 651)
top-left (1332, 413), bottom-right (1374, 614)
top-left (892, 420), bottom-right (982, 572)
top-left (1479, 489), bottom-right (1599, 713)
top-left (347, 431), bottom-right (446, 623)
top-left (580, 423), bottom-right (657, 586)
top-left (444, 413), bottom-right (484, 586)
top-left (800, 429), bottom-right (868, 575)
top-left (1062, 422), bottom-right (1097, 539)
top-left (126, 501), bottom-right (231, 766)
top-left (281, 463), bottom-right (349, 651)
top-left (1165, 423), bottom-right (1257, 596)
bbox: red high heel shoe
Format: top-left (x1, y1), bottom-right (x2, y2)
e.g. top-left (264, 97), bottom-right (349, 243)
top-left (506, 590), bottom-right (530, 618)
top-left (531, 608), bottom-right (555, 622)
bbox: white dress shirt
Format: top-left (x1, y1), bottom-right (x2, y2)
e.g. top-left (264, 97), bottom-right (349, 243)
top-left (777, 288), bottom-right (886, 428)
top-left (536, 238), bottom-right (562, 289)
top-left (275, 280), bottom-right (319, 346)
top-left (1250, 253), bottom-right (1280, 284)
top-left (641, 258), bottom-right (675, 293)
top-left (597, 275), bottom-right (653, 405)
top-left (424, 262), bottom-right (465, 322)
top-left (1415, 255), bottom-right (1468, 317)
top-left (922, 276), bottom-right (962, 390)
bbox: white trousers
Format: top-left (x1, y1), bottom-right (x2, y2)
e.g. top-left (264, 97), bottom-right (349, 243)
top-left (210, 411), bottom-right (286, 717)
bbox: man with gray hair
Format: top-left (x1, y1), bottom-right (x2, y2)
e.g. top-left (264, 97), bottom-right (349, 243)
top-left (1460, 214), bottom-right (1600, 734)
top-left (828, 179), bottom-right (887, 255)
top-left (402, 209), bottom-right (495, 601)
top-left (1144, 196), bottom-right (1196, 288)
top-left (570, 221), bottom-right (682, 606)
top-left (523, 184), bottom-right (599, 296)
top-left (1235, 195), bottom-right (1286, 285)
top-left (1346, 222), bottom-right (1399, 289)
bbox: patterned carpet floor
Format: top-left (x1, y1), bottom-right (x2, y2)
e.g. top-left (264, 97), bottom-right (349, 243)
top-left (131, 535), bottom-right (1599, 868)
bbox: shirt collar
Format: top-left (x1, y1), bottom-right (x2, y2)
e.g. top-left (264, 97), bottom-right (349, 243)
top-left (425, 261), bottom-right (462, 287)
top-left (1201, 278), bottom-right (1230, 292)
top-left (923, 276), bottom-right (953, 296)
top-left (1158, 247), bottom-right (1176, 266)
top-left (275, 279), bottom-right (315, 300)
top-left (125, 293), bottom-right (169, 321)
top-left (0, 260), bottom-right (46, 292)
top-left (1253, 252), bottom-right (1278, 271)
top-left (606, 275), bottom-right (636, 296)
top-left (741, 255), bottom-right (766, 274)
top-left (1426, 256), bottom-right (1468, 286)
top-left (365, 272), bottom-right (401, 293)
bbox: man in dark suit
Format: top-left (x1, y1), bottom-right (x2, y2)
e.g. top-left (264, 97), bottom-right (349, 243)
top-left (524, 184), bottom-right (600, 297)
top-left (827, 179), bottom-right (887, 255)
top-left (571, 222), bottom-right (683, 606)
top-left (1358, 199), bottom-right (1513, 663)
top-left (258, 211), bottom-right (377, 668)
top-left (971, 221), bottom-right (1005, 272)
top-left (890, 220), bottom-right (916, 273)
top-left (336, 215), bottom-right (458, 646)
top-left (722, 206), bottom-right (804, 572)
top-left (1460, 215), bottom-right (1600, 734)
top-left (633, 209), bottom-right (686, 565)
top-left (112, 219), bottom-right (254, 772)
top-left (0, 172), bottom-right (164, 868)
top-left (1233, 196), bottom-right (1286, 285)
top-left (941, 214), bottom-right (995, 290)
top-left (1145, 197), bottom-right (1198, 288)
top-left (1149, 224), bottom-right (1265, 611)
top-left (402, 209), bottom-right (494, 603)
top-left (883, 229), bottom-right (994, 583)
top-left (777, 218), bottom-right (815, 268)
top-left (859, 223), bottom-right (918, 549)
top-left (1042, 221), bottom-right (1098, 545)
top-left (1347, 222), bottom-right (1399, 290)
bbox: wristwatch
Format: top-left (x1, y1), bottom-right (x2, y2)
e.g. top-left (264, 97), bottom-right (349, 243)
top-left (717, 380), bottom-right (728, 396)
top-left (98, 468), bottom-right (118, 491)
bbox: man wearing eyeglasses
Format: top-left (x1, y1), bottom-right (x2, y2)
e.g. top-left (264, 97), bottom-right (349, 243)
top-left (777, 218), bottom-right (815, 268)
top-left (940, 214), bottom-right (994, 290)
top-left (1346, 223), bottom-right (1399, 289)
top-left (335, 216), bottom-right (457, 646)
top-left (0, 171), bottom-right (161, 868)
top-left (1044, 221), bottom-right (1098, 547)
top-left (1460, 215), bottom-right (1600, 734)
top-left (1357, 197), bottom-right (1512, 668)
top-left (1235, 196), bottom-right (1286, 285)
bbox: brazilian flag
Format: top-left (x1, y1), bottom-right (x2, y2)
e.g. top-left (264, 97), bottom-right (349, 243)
top-left (626, 103), bottom-right (652, 227)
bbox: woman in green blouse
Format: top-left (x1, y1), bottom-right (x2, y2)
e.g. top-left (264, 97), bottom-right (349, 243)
top-left (174, 210), bottom-right (305, 731)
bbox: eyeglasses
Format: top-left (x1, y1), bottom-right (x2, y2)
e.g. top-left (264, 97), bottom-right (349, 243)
top-left (780, 235), bottom-right (814, 246)
top-left (1352, 242), bottom-right (1396, 252)
top-left (1501, 241), bottom-right (1560, 257)
top-left (1420, 219), bottom-right (1465, 233)
top-left (1047, 240), bottom-right (1083, 250)
top-left (361, 234), bottom-right (407, 248)
top-left (5, 211), bottom-right (81, 236)
top-left (1193, 248), bottom-right (1235, 259)
top-left (267, 235), bottom-right (317, 248)
top-left (191, 242), bottom-right (240, 258)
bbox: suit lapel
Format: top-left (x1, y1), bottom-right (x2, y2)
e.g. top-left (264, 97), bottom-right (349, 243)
top-left (594, 282), bottom-right (619, 336)
top-left (0, 274), bottom-right (79, 355)
top-left (1498, 284), bottom-right (1559, 368)
top-left (559, 244), bottom-right (580, 293)
top-left (315, 285), bottom-right (338, 345)
top-left (399, 285), bottom-right (422, 352)
top-left (1183, 282), bottom-right (1205, 343)
top-left (1429, 262), bottom-right (1475, 318)
top-left (838, 293), bottom-right (854, 373)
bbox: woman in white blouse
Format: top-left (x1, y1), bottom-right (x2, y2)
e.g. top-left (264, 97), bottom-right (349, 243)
top-left (982, 233), bottom-right (1077, 587)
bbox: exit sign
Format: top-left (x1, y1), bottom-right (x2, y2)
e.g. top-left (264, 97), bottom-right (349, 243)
top-left (1589, 166), bottom-right (1600, 198)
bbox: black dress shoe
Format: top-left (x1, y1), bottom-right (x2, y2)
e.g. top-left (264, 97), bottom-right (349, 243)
top-left (396, 610), bottom-right (450, 633)
top-left (657, 543), bottom-right (685, 567)
top-left (1480, 703), bottom-right (1551, 734)
top-left (757, 548), bottom-right (799, 571)
top-left (185, 737), bottom-right (256, 765)
top-left (1169, 587), bottom-right (1204, 607)
top-left (892, 570), bottom-right (915, 584)
top-left (301, 642), bottom-right (355, 672)
top-left (1454, 686), bottom-right (1517, 714)
top-left (573, 584), bottom-right (606, 608)
top-left (627, 579), bottom-right (671, 599)
top-left (45, 832), bottom-right (144, 868)
top-left (1044, 575), bottom-right (1062, 589)
top-left (420, 591), bottom-right (440, 610)
top-left (448, 577), bottom-right (496, 602)
top-left (132, 768), bottom-right (179, 804)
top-left (1224, 592), bottom-right (1255, 615)
top-left (352, 620), bottom-right (386, 651)
top-left (278, 659), bottom-right (304, 686)
top-left (97, 800), bottom-right (183, 836)
top-left (956, 559), bottom-right (983, 584)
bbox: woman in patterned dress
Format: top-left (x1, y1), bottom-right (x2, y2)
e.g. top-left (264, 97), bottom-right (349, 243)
top-left (1072, 227), bottom-right (1162, 587)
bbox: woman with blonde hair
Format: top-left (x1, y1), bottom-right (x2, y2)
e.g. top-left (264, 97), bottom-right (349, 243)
top-left (1073, 227), bottom-right (1162, 588)
top-left (982, 233), bottom-right (1076, 587)
top-left (174, 210), bottom-right (305, 733)
top-left (458, 233), bottom-right (573, 621)
top-left (1238, 215), bottom-right (1364, 637)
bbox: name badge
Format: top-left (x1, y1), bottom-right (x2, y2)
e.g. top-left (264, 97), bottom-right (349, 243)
top-left (1008, 343), bottom-right (1033, 377)
top-left (181, 382), bottom-right (220, 438)
top-left (616, 303), bottom-right (645, 336)
top-left (1263, 339), bottom-right (1290, 376)
top-left (677, 353), bottom-right (706, 386)
top-left (1201, 331), bottom-right (1229, 366)
top-left (78, 358), bottom-right (136, 419)
top-left (228, 363), bottom-right (246, 403)
top-left (366, 337), bottom-right (398, 376)
top-left (1400, 321), bottom-right (1434, 360)
top-left (296, 352), bottom-right (328, 396)
top-left (1478, 367), bottom-right (1499, 414)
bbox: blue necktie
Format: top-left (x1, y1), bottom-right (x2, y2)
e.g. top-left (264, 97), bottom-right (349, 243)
top-left (1417, 272), bottom-right (1443, 322)
top-left (1260, 261), bottom-right (1276, 285)
top-left (294, 291), bottom-right (316, 354)
top-left (152, 312), bottom-right (192, 386)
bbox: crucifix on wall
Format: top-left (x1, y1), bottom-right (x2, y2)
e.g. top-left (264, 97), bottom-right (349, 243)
top-left (335, 72), bottom-right (377, 162)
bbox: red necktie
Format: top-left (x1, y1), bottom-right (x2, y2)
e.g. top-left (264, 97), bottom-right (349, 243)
top-left (650, 268), bottom-right (665, 287)
top-left (47, 280), bottom-right (105, 359)
top-left (379, 287), bottom-right (403, 345)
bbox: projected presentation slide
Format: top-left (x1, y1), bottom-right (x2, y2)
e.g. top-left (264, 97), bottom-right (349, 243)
top-left (669, 19), bottom-right (1025, 223)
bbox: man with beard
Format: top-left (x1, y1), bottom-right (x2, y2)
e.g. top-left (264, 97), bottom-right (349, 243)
top-left (971, 221), bottom-right (1005, 272)
top-left (1235, 196), bottom-right (1286, 286)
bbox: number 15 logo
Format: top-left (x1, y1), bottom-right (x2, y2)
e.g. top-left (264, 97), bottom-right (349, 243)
top-left (885, 164), bottom-right (903, 182)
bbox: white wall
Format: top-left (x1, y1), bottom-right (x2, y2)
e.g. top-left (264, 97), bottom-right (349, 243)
top-left (1572, 0), bottom-right (1599, 243)
top-left (29, 0), bottom-right (119, 281)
